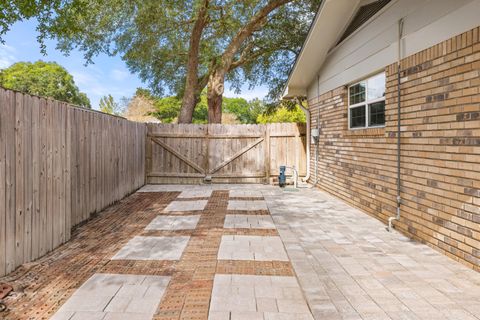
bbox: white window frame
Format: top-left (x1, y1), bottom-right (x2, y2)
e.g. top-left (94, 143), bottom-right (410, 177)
top-left (348, 72), bottom-right (386, 130)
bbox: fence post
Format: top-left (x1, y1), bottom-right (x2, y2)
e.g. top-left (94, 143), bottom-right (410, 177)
top-left (145, 123), bottom-right (151, 184)
top-left (205, 125), bottom-right (210, 176)
top-left (264, 125), bottom-right (270, 184)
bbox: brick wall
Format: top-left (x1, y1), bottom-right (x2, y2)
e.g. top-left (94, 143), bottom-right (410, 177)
top-left (308, 26), bottom-right (480, 271)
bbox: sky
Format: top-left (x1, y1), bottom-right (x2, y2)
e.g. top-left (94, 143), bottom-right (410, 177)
top-left (0, 19), bottom-right (269, 110)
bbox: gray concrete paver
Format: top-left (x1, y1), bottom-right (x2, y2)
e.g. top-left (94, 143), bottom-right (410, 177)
top-left (264, 186), bottom-right (480, 320)
top-left (218, 235), bottom-right (289, 261)
top-left (111, 236), bottom-right (190, 260)
top-left (164, 200), bottom-right (208, 212)
top-left (145, 215), bottom-right (201, 230)
top-left (51, 274), bottom-right (171, 320)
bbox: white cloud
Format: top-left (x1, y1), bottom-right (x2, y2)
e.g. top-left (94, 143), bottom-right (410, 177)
top-left (224, 85), bottom-right (269, 101)
top-left (110, 68), bottom-right (130, 81)
top-left (71, 70), bottom-right (110, 96)
top-left (0, 44), bottom-right (18, 69)
top-left (71, 68), bottom-right (133, 109)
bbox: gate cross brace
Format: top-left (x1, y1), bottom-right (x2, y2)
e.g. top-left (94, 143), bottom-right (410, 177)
top-left (151, 137), bottom-right (206, 174)
top-left (208, 137), bottom-right (264, 174)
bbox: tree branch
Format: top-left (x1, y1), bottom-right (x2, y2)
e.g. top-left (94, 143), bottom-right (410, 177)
top-left (228, 43), bottom-right (297, 72)
top-left (229, 47), bottom-right (270, 71)
top-left (197, 73), bottom-right (210, 91)
top-left (219, 0), bottom-right (293, 71)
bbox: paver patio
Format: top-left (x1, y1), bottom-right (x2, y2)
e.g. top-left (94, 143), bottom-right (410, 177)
top-left (0, 184), bottom-right (479, 320)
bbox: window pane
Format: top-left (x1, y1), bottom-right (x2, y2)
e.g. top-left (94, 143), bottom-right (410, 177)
top-left (367, 73), bottom-right (386, 100)
top-left (368, 101), bottom-right (385, 126)
top-left (350, 105), bottom-right (366, 128)
top-left (349, 82), bottom-right (366, 105)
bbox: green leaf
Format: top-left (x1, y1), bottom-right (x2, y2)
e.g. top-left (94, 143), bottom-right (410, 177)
top-left (0, 60), bottom-right (91, 108)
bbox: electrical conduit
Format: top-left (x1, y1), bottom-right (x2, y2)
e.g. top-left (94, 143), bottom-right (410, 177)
top-left (388, 18), bottom-right (405, 231)
top-left (296, 97), bottom-right (311, 182)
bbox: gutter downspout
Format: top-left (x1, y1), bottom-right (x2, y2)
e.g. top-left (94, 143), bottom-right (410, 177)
top-left (388, 18), bottom-right (404, 232)
top-left (296, 97), bottom-right (311, 182)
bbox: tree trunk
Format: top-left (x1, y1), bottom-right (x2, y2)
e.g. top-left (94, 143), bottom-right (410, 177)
top-left (205, 0), bottom-right (293, 123)
top-left (177, 0), bottom-right (209, 123)
top-left (207, 70), bottom-right (225, 123)
top-left (178, 80), bottom-right (199, 123)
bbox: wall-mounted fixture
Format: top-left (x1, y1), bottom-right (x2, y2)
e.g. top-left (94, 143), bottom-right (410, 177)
top-left (311, 127), bottom-right (319, 145)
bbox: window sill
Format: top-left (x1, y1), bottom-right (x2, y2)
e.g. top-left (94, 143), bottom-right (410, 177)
top-left (345, 127), bottom-right (385, 137)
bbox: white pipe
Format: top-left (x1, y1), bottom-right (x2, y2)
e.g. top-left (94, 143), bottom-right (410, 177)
top-left (314, 114), bottom-right (319, 185)
top-left (293, 166), bottom-right (298, 188)
top-left (296, 98), bottom-right (310, 182)
top-left (314, 74), bottom-right (320, 186)
top-left (284, 166), bottom-right (298, 188)
top-left (388, 18), bottom-right (404, 232)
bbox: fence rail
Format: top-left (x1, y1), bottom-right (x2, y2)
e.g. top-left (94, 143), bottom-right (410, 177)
top-left (0, 88), bottom-right (146, 276)
top-left (146, 123), bottom-right (306, 184)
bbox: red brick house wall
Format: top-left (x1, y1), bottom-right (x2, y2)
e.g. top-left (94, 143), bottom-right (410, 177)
top-left (308, 26), bottom-right (480, 270)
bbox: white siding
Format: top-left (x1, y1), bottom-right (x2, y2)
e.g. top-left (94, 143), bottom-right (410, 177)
top-left (307, 0), bottom-right (480, 100)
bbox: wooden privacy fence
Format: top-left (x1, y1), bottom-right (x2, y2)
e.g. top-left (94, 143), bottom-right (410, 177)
top-left (146, 123), bottom-right (306, 184)
top-left (0, 88), bottom-right (146, 276)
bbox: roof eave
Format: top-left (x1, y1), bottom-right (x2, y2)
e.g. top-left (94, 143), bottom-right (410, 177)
top-left (281, 0), bottom-right (326, 99)
top-left (282, 0), bottom-right (360, 99)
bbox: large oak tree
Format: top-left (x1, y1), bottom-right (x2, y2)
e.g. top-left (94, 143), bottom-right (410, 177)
top-left (1, 0), bottom-right (320, 123)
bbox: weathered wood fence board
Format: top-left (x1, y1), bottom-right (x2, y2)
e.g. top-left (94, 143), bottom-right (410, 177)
top-left (0, 88), bottom-right (146, 276)
top-left (146, 123), bottom-right (306, 184)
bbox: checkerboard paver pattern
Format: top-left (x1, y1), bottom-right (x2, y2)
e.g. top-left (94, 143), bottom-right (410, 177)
top-left (51, 274), bottom-right (170, 320)
top-left (0, 192), bottom-right (179, 320)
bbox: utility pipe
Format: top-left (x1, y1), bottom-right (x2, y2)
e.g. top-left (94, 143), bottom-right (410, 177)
top-left (314, 113), bottom-right (320, 186)
top-left (313, 74), bottom-right (320, 186)
top-left (291, 166), bottom-right (298, 189)
top-left (295, 97), bottom-right (311, 182)
top-left (388, 18), bottom-right (404, 232)
top-left (284, 165), bottom-right (298, 188)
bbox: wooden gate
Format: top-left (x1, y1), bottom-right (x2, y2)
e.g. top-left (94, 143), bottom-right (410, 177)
top-left (146, 123), bottom-right (306, 184)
